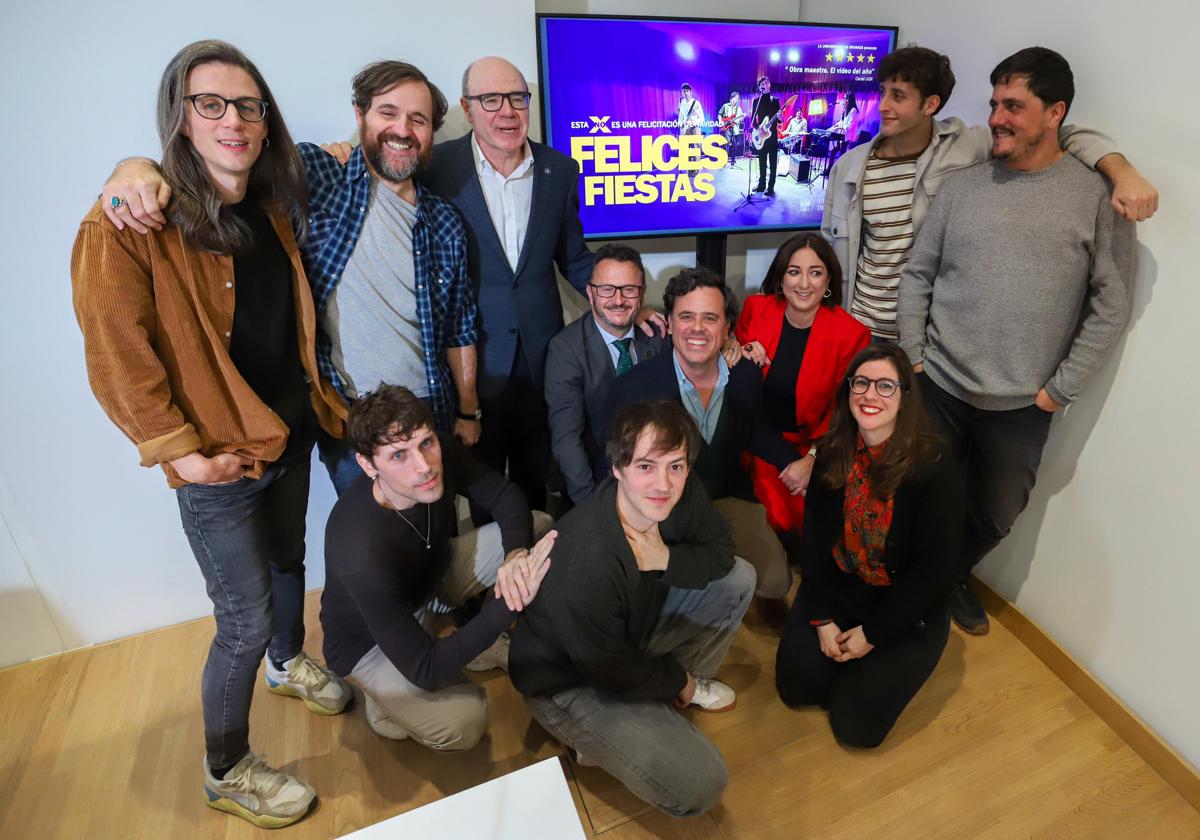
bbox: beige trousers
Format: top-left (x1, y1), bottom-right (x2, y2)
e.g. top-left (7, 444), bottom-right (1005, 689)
top-left (712, 496), bottom-right (790, 599)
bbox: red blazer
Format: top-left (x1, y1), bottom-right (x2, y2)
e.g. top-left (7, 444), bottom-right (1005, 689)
top-left (735, 297), bottom-right (869, 534)
top-left (735, 296), bottom-right (870, 448)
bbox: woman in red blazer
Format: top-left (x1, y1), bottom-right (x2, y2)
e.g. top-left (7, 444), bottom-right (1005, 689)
top-left (735, 233), bottom-right (869, 547)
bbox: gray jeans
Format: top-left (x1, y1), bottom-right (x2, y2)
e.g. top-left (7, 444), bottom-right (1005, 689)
top-left (348, 512), bottom-right (553, 751)
top-left (525, 557), bottom-right (755, 817)
top-left (176, 454), bottom-right (310, 768)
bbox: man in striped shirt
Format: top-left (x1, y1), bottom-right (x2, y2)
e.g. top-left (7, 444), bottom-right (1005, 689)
top-left (822, 45), bottom-right (1158, 341)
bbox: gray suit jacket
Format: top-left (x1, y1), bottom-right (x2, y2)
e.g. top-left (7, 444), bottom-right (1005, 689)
top-left (544, 315), bottom-right (667, 504)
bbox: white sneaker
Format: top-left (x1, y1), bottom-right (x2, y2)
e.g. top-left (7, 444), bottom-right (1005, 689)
top-left (265, 651), bottom-right (351, 715)
top-left (363, 695), bottom-right (410, 741)
top-left (203, 753), bottom-right (316, 828)
top-left (465, 632), bottom-right (509, 672)
top-left (689, 678), bottom-right (737, 712)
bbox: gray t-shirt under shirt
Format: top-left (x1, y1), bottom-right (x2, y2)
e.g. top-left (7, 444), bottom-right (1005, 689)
top-left (325, 181), bottom-right (428, 398)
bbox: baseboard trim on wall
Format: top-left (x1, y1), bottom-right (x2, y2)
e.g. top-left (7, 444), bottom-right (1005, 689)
top-left (975, 578), bottom-right (1200, 811)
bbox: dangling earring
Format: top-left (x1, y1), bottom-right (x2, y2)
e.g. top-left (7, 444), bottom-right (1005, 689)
top-left (823, 288), bottom-right (832, 298)
top-left (262, 136), bottom-right (271, 149)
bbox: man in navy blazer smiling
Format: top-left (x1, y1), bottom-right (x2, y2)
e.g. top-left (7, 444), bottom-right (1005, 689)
top-left (608, 268), bottom-right (810, 628)
top-left (420, 57), bottom-right (594, 517)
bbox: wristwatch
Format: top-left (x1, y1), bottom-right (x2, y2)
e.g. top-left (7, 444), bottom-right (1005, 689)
top-left (457, 408), bottom-right (483, 421)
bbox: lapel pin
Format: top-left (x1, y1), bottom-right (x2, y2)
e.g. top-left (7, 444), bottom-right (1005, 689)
top-left (544, 167), bottom-right (551, 175)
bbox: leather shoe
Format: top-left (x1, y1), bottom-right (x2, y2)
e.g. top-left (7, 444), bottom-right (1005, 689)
top-left (951, 581), bottom-right (989, 636)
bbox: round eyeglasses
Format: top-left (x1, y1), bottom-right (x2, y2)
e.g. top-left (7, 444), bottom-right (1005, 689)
top-left (848, 375), bottom-right (903, 398)
top-left (464, 91), bottom-right (532, 112)
top-left (185, 93), bottom-right (269, 123)
top-left (589, 283), bottom-right (644, 299)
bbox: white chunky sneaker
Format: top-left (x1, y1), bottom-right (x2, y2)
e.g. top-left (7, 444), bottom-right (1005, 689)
top-left (203, 753), bottom-right (316, 828)
top-left (689, 678), bottom-right (737, 712)
top-left (264, 651), bottom-right (351, 715)
top-left (465, 632), bottom-right (510, 673)
top-left (363, 695), bottom-right (411, 741)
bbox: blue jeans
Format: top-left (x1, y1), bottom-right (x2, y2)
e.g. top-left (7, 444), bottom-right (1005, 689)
top-left (317, 428), bottom-right (363, 497)
top-left (176, 454), bottom-right (310, 767)
top-left (525, 557), bottom-right (755, 817)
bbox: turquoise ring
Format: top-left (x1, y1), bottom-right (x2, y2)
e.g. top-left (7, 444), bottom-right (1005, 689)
top-left (110, 195), bottom-right (125, 209)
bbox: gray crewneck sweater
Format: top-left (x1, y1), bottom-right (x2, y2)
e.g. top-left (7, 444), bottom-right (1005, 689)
top-left (897, 155), bottom-right (1135, 410)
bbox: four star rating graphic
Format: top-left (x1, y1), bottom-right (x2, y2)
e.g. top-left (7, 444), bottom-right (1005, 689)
top-left (825, 51), bottom-right (875, 63)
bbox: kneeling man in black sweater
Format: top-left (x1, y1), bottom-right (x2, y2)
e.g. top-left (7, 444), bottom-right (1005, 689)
top-left (321, 385), bottom-right (555, 751)
top-left (511, 400), bottom-right (755, 817)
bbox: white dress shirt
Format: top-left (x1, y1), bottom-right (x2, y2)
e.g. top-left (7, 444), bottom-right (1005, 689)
top-left (471, 133), bottom-right (535, 271)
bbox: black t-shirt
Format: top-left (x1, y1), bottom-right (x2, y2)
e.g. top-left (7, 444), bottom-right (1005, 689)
top-left (320, 434), bottom-right (534, 688)
top-left (229, 197), bottom-right (313, 459)
top-left (763, 319), bottom-right (810, 433)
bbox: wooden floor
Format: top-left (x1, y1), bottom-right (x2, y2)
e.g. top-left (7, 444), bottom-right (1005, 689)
top-left (2, 593), bottom-right (1197, 839)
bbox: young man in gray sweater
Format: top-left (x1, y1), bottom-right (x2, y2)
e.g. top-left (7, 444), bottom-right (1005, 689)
top-left (897, 47), bottom-right (1136, 635)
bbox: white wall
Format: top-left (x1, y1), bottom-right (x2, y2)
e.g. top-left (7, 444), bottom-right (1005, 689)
top-left (0, 0), bottom-right (537, 660)
top-left (800, 0), bottom-right (1199, 769)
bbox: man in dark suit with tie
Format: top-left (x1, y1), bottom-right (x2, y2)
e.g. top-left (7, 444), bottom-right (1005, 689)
top-left (420, 57), bottom-right (595, 516)
top-left (544, 244), bottom-right (669, 506)
top-left (608, 268), bottom-right (811, 628)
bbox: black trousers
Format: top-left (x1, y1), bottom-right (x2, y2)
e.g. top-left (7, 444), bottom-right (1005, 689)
top-left (756, 140), bottom-right (778, 191)
top-left (918, 372), bottom-right (1053, 582)
top-left (775, 586), bottom-right (950, 748)
top-left (472, 340), bottom-right (550, 522)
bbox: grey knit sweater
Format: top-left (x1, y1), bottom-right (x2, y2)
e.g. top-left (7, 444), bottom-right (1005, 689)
top-left (897, 155), bottom-right (1135, 410)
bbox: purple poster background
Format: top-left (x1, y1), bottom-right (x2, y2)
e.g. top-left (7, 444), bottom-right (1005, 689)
top-left (537, 16), bottom-right (897, 239)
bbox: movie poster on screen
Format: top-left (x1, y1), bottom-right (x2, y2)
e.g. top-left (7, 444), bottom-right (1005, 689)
top-left (538, 16), bottom-right (897, 239)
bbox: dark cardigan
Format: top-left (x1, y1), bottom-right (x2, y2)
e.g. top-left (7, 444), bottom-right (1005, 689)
top-left (510, 474), bottom-right (735, 703)
top-left (800, 442), bottom-right (965, 643)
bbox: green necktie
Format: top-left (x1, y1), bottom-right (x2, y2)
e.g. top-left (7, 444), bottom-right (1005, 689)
top-left (613, 337), bottom-right (633, 376)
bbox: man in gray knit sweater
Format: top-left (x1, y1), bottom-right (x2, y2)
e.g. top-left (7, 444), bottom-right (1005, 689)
top-left (897, 47), bottom-right (1135, 635)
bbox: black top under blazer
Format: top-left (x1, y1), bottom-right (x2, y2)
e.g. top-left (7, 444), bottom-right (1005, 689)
top-left (800, 443), bottom-right (965, 644)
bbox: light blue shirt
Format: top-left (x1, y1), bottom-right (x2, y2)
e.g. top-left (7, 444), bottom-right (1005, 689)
top-left (672, 352), bottom-right (729, 443)
top-left (595, 317), bottom-right (637, 370)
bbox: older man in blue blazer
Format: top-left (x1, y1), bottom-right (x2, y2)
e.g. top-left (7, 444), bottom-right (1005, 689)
top-left (421, 57), bottom-right (594, 516)
top-left (545, 245), bottom-right (669, 506)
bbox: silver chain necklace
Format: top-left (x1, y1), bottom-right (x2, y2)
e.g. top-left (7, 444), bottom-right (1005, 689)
top-left (377, 478), bottom-right (432, 549)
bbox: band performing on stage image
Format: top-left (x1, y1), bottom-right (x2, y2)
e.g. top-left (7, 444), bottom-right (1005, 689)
top-left (539, 19), bottom-right (895, 236)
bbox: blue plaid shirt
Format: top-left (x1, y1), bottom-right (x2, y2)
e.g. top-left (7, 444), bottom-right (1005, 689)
top-left (297, 142), bottom-right (476, 430)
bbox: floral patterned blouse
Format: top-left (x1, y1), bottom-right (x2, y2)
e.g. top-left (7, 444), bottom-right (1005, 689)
top-left (832, 437), bottom-right (894, 587)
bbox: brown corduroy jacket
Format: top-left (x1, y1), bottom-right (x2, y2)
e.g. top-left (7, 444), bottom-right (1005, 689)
top-left (71, 202), bottom-right (346, 488)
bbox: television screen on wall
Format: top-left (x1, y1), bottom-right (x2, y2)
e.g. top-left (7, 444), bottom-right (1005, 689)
top-left (535, 14), bottom-right (898, 240)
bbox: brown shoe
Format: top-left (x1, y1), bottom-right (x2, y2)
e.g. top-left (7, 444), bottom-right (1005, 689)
top-left (755, 596), bottom-right (789, 631)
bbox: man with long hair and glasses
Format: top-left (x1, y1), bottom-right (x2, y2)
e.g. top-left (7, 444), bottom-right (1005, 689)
top-left (98, 61), bottom-right (481, 496)
top-left (73, 40), bottom-right (348, 829)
